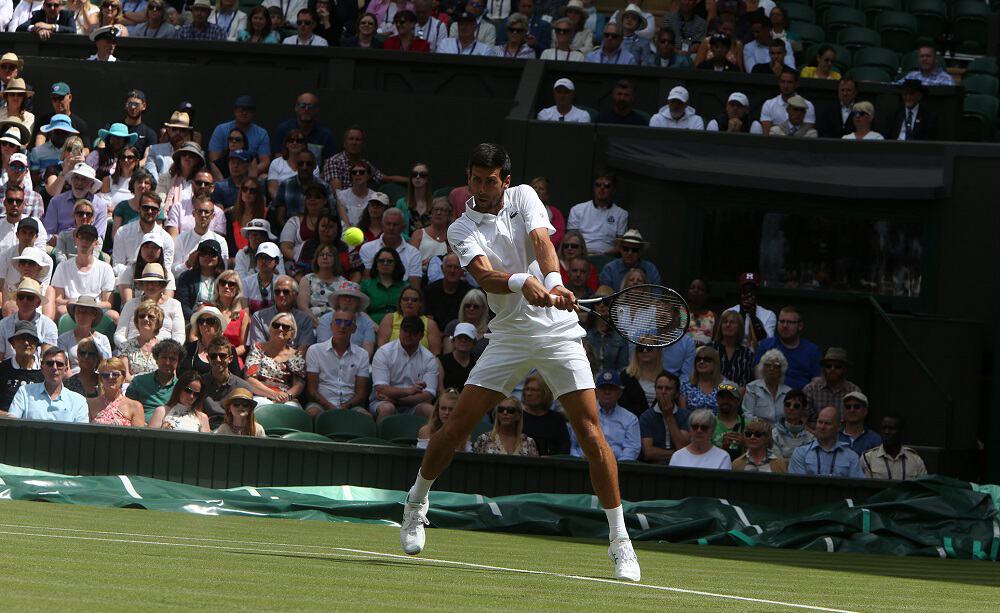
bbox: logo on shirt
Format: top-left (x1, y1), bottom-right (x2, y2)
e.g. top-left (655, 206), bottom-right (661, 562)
top-left (456, 242), bottom-right (470, 256)
top-left (509, 211), bottom-right (519, 219)
top-left (607, 215), bottom-right (616, 224)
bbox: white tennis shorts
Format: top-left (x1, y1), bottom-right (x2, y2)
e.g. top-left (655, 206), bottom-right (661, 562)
top-left (465, 336), bottom-right (594, 398)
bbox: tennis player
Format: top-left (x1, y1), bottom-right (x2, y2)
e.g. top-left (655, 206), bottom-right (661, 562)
top-left (400, 144), bottom-right (641, 582)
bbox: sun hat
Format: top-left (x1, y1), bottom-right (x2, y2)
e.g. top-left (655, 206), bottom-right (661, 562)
top-left (163, 111), bottom-right (193, 130)
top-left (618, 229), bottom-right (648, 246)
top-left (11, 246), bottom-right (51, 279)
top-left (191, 0), bottom-right (213, 9)
top-left (329, 279), bottom-right (370, 311)
top-left (14, 277), bottom-right (45, 302)
top-left (171, 141), bottom-right (205, 165)
top-left (843, 391), bottom-right (868, 406)
top-left (0, 52), bottom-right (24, 71)
top-left (240, 218), bottom-right (276, 240)
top-left (223, 387), bottom-right (256, 409)
top-left (10, 320), bottom-right (40, 343)
top-left (97, 123), bottom-right (139, 146)
top-left (821, 347), bottom-right (851, 366)
top-left (0, 126), bottom-right (25, 148)
top-left (2, 78), bottom-right (33, 98)
top-left (135, 262), bottom-right (168, 283)
top-left (189, 305), bottom-right (230, 334)
top-left (785, 95), bottom-right (808, 110)
top-left (0, 117), bottom-right (32, 145)
top-left (69, 162), bottom-right (102, 192)
top-left (564, 0), bottom-right (585, 16)
top-left (621, 3), bottom-right (647, 31)
top-left (67, 295), bottom-right (105, 321)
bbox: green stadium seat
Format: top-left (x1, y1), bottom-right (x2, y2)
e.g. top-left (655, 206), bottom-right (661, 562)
top-left (281, 432), bottom-right (334, 442)
top-left (962, 74), bottom-right (1000, 97)
top-left (900, 49), bottom-right (921, 73)
top-left (315, 409), bottom-right (377, 441)
top-left (805, 43), bottom-right (852, 73)
top-left (822, 6), bottom-right (867, 40)
top-left (790, 21), bottom-right (826, 47)
top-left (779, 0), bottom-right (810, 4)
top-left (848, 66), bottom-right (893, 82)
top-left (965, 56), bottom-right (999, 78)
top-left (377, 182), bottom-right (406, 206)
top-left (782, 3), bottom-right (817, 23)
top-left (875, 11), bottom-right (918, 53)
top-left (348, 436), bottom-right (402, 446)
top-left (577, 105), bottom-right (599, 122)
top-left (860, 0), bottom-right (901, 28)
top-left (905, 0), bottom-right (948, 45)
top-left (548, 454), bottom-right (584, 460)
top-left (837, 26), bottom-right (881, 50)
top-left (961, 94), bottom-right (999, 141)
top-left (814, 0), bottom-right (856, 21)
top-left (631, 109), bottom-right (652, 124)
top-left (255, 403), bottom-right (313, 437)
top-left (952, 1), bottom-right (990, 55)
top-left (853, 46), bottom-right (899, 76)
top-left (378, 414), bottom-right (427, 445)
top-left (57, 313), bottom-right (116, 341)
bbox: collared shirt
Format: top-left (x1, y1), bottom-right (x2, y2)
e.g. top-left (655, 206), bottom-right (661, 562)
top-left (536, 105), bottom-right (592, 123)
top-left (45, 190), bottom-right (108, 240)
top-left (760, 93), bottom-right (815, 126)
top-left (270, 119), bottom-right (337, 161)
top-left (371, 339), bottom-right (439, 397)
top-left (789, 440), bottom-right (864, 478)
top-left (710, 341), bottom-right (754, 387)
top-left (839, 427), bottom-right (882, 457)
top-left (282, 34), bottom-right (329, 46)
top-left (898, 103), bottom-right (920, 141)
top-left (306, 340), bottom-right (371, 406)
top-left (272, 175), bottom-right (334, 219)
top-left (358, 235), bottom-right (423, 281)
top-left (771, 418), bottom-right (815, 458)
top-left (207, 120), bottom-right (270, 158)
top-left (638, 403), bottom-right (691, 461)
top-left (743, 39), bottom-right (795, 73)
top-left (112, 221), bottom-right (175, 273)
top-left (360, 278), bottom-right (407, 325)
top-left (320, 152), bottom-right (385, 188)
top-left (414, 16), bottom-right (448, 51)
top-left (570, 403), bottom-right (640, 461)
top-left (861, 445), bottom-right (927, 480)
top-left (172, 228), bottom-right (229, 277)
top-left (598, 258), bottom-right (662, 290)
top-left (436, 37), bottom-right (495, 56)
top-left (742, 379), bottom-right (791, 423)
top-left (201, 373), bottom-right (253, 429)
top-left (802, 376), bottom-right (861, 422)
top-left (566, 200), bottom-right (629, 255)
top-left (0, 311), bottom-right (58, 359)
top-left (125, 371), bottom-right (177, 419)
top-left (316, 310), bottom-right (377, 349)
top-left (900, 67), bottom-right (954, 87)
top-left (662, 333), bottom-right (695, 379)
top-left (584, 46), bottom-right (637, 65)
top-left (725, 303), bottom-right (777, 342)
top-left (175, 22), bottom-right (228, 40)
top-left (0, 182), bottom-right (44, 219)
top-left (9, 381), bottom-right (88, 422)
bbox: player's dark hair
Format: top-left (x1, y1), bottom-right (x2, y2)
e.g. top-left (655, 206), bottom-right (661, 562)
top-left (400, 315), bottom-right (425, 334)
top-left (769, 38), bottom-right (786, 51)
top-left (467, 143), bottom-right (511, 178)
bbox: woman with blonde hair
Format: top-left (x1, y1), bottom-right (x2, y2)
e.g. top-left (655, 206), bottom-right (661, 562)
top-left (212, 269), bottom-right (250, 361)
top-left (97, 0), bottom-right (130, 36)
top-left (619, 340), bottom-right (664, 417)
top-left (680, 345), bottom-right (726, 411)
top-left (69, 0), bottom-right (100, 34)
top-left (116, 299), bottom-right (163, 380)
top-left (417, 388), bottom-right (468, 451)
top-left (473, 396), bottom-right (539, 456)
top-left (442, 288), bottom-right (488, 356)
top-left (743, 348), bottom-right (791, 423)
top-left (732, 417), bottom-right (788, 473)
top-left (91, 357), bottom-right (145, 426)
top-left (245, 312), bottom-right (306, 407)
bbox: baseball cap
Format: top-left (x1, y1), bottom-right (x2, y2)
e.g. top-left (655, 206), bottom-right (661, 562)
top-left (256, 241), bottom-right (281, 259)
top-left (233, 95), bottom-right (256, 109)
top-left (9, 152), bottom-right (28, 166)
top-left (667, 86), bottom-right (689, 103)
top-left (843, 391), bottom-right (868, 405)
top-left (727, 92), bottom-right (749, 107)
top-left (368, 192), bottom-right (390, 206)
top-left (595, 369), bottom-right (623, 388)
top-left (140, 231), bottom-right (164, 248)
top-left (455, 10), bottom-right (477, 22)
top-left (453, 322), bottom-right (477, 340)
top-left (126, 89), bottom-right (146, 101)
top-left (229, 149), bottom-right (253, 162)
top-left (51, 82), bottom-right (72, 96)
top-left (716, 382), bottom-right (739, 398)
top-left (197, 237), bottom-right (223, 256)
top-left (16, 218), bottom-right (39, 234)
top-left (553, 77), bottom-right (575, 91)
top-left (738, 272), bottom-right (758, 286)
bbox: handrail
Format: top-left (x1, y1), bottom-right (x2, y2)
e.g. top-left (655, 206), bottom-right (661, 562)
top-left (867, 296), bottom-right (955, 446)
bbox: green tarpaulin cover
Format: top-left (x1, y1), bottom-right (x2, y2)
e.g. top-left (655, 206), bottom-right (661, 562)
top-left (0, 464), bottom-right (996, 561)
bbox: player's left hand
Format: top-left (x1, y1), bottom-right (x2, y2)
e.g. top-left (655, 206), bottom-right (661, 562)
top-left (521, 277), bottom-right (553, 308)
top-left (549, 286), bottom-right (576, 311)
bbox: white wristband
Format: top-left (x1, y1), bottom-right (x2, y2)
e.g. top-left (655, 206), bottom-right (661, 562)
top-left (543, 271), bottom-right (563, 292)
top-left (507, 273), bottom-right (531, 293)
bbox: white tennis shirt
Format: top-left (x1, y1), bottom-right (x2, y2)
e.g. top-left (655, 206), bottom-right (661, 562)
top-left (448, 184), bottom-right (583, 341)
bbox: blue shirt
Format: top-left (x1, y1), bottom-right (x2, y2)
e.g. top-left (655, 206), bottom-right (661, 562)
top-left (839, 428), bottom-right (883, 457)
top-left (212, 177), bottom-right (240, 209)
top-left (208, 120), bottom-right (271, 158)
top-left (271, 118), bottom-right (337, 161)
top-left (753, 337), bottom-right (822, 390)
top-left (584, 46), bottom-right (637, 65)
top-left (662, 334), bottom-right (695, 379)
top-left (8, 381), bottom-right (88, 423)
top-left (585, 328), bottom-right (629, 373)
top-left (789, 440), bottom-right (864, 478)
top-left (598, 259), bottom-right (662, 291)
top-left (316, 310), bottom-right (376, 348)
top-left (638, 404), bottom-right (691, 462)
top-left (273, 175), bottom-right (334, 218)
top-left (569, 403), bottom-right (640, 461)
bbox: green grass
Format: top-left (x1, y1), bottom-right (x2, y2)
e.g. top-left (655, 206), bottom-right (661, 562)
top-left (1, 499), bottom-right (997, 612)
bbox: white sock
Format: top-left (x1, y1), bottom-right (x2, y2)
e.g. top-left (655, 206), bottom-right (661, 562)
top-left (604, 505), bottom-right (628, 542)
top-left (407, 470), bottom-right (435, 505)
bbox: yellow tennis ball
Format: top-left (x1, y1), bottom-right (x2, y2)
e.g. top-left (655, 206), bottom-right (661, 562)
top-left (343, 227), bottom-right (364, 247)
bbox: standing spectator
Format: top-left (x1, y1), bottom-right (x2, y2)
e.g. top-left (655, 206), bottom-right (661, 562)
top-left (370, 315), bottom-right (439, 422)
top-left (639, 371), bottom-right (691, 464)
top-left (885, 80), bottom-right (937, 141)
top-left (246, 274), bottom-right (316, 349)
top-left (438, 322), bottom-right (476, 390)
top-left (743, 348), bottom-right (790, 423)
top-left (816, 77), bottom-right (858, 138)
top-left (679, 345), bottom-right (725, 412)
top-left (245, 312), bottom-right (306, 407)
top-left (519, 373), bottom-right (569, 455)
top-left (201, 337), bottom-right (254, 429)
top-left (898, 43), bottom-right (954, 86)
top-left (842, 101), bottom-right (883, 141)
top-left (175, 238), bottom-right (225, 322)
top-left (7, 346), bottom-right (87, 423)
top-left (46, 224), bottom-right (116, 322)
top-left (771, 389), bottom-right (814, 459)
top-left (44, 162), bottom-right (106, 242)
top-left (207, 95), bottom-right (270, 178)
top-left (540, 17), bottom-right (585, 61)
top-left (789, 405), bottom-right (864, 477)
top-left (706, 92), bottom-right (763, 134)
top-left (474, 396), bottom-right (539, 456)
top-left (768, 95), bottom-right (818, 138)
top-left (57, 296), bottom-right (112, 375)
top-left (669, 408), bottom-right (732, 469)
top-left (359, 208), bottom-right (422, 288)
top-left (713, 381), bottom-right (745, 459)
top-left (802, 347), bottom-right (861, 422)
top-left (839, 391), bottom-right (882, 456)
top-left (570, 369), bottom-right (640, 461)
top-left (148, 370), bottom-right (211, 431)
top-left (270, 92), bottom-right (336, 163)
top-left (732, 417), bottom-right (788, 472)
top-left (115, 300), bottom-right (162, 380)
top-left (536, 78), bottom-right (591, 123)
top-left (423, 253), bottom-right (471, 331)
top-left (584, 21), bottom-right (636, 65)
top-left (649, 86), bottom-right (704, 130)
top-left (619, 344), bottom-right (666, 417)
top-left (125, 338), bottom-right (182, 419)
top-left (567, 173), bottom-right (627, 256)
top-left (283, 7), bottom-right (327, 45)
top-left (598, 229), bottom-right (661, 290)
top-left (661, 0), bottom-right (706, 60)
top-left (176, 0), bottom-right (228, 40)
top-left (0, 321), bottom-right (45, 414)
top-left (305, 308), bottom-right (372, 418)
top-left (362, 246), bottom-right (407, 325)
top-left (861, 415), bottom-right (927, 480)
top-left (685, 279), bottom-right (715, 346)
top-left (709, 311), bottom-right (752, 388)
top-left (726, 272), bottom-right (776, 346)
top-left (596, 80), bottom-right (647, 126)
top-left (417, 389), bottom-right (468, 450)
top-left (753, 306), bottom-right (820, 390)
top-left (643, 27), bottom-right (692, 68)
top-left (377, 286), bottom-right (442, 354)
top-left (760, 69), bottom-right (814, 135)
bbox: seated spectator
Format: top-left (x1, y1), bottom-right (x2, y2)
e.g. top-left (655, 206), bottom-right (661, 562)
top-left (743, 16), bottom-right (793, 73)
top-left (267, 130), bottom-right (313, 201)
top-left (38, 133), bottom-right (83, 200)
top-left (800, 44), bottom-right (840, 81)
top-left (802, 347), bottom-right (861, 423)
top-left (359, 208), bottom-right (422, 288)
top-left (620, 343), bottom-right (666, 417)
top-left (693, 13), bottom-right (743, 69)
top-left (342, 12), bottom-right (383, 48)
top-left (283, 7), bottom-right (327, 45)
top-left (296, 243), bottom-right (345, 319)
top-left (898, 43), bottom-right (954, 87)
top-left (0, 278), bottom-right (57, 361)
top-left (839, 391), bottom-right (882, 456)
top-left (727, 272), bottom-right (776, 346)
top-left (115, 262), bottom-right (184, 347)
top-left (63, 336), bottom-right (102, 400)
top-left (207, 95), bottom-right (270, 184)
top-left (661, 0), bottom-right (706, 61)
top-left (193, 336), bottom-right (247, 428)
top-left (437, 10), bottom-right (494, 55)
top-left (247, 274), bottom-right (316, 349)
top-left (649, 87), bottom-right (704, 130)
top-left (540, 17), bottom-right (585, 61)
top-left (316, 281), bottom-right (377, 356)
top-left (112, 192), bottom-right (174, 284)
top-left (235, 4), bottom-right (278, 42)
top-left (409, 198), bottom-right (449, 271)
top-left (384, 9), bottom-right (430, 51)
top-left (58, 296), bottom-right (112, 375)
top-left (743, 348), bottom-right (790, 422)
top-left (643, 27), bottom-right (692, 68)
top-left (768, 95), bottom-right (817, 137)
top-left (362, 246), bottom-right (408, 325)
top-left (294, 212), bottom-right (358, 278)
top-left (0, 321), bottom-right (45, 414)
top-left (585, 287), bottom-right (628, 373)
top-left (842, 101), bottom-right (884, 141)
top-left (697, 33), bottom-right (739, 71)
top-left (732, 417), bottom-right (788, 473)
top-left (370, 315), bottom-right (438, 422)
top-left (706, 92), bottom-right (763, 134)
top-left (233, 219), bottom-right (285, 279)
top-left (417, 388), bottom-right (469, 450)
top-left (753, 306), bottom-right (820, 390)
top-left (273, 152), bottom-right (331, 227)
top-left (669, 408), bottom-right (732, 469)
top-left (595, 79), bottom-right (646, 126)
top-left (679, 345), bottom-right (725, 412)
top-left (439, 322), bottom-right (477, 390)
top-left (126, 338), bottom-right (182, 420)
top-left (377, 286), bottom-right (441, 354)
top-left (684, 279), bottom-right (715, 347)
top-left (91, 357), bottom-right (145, 425)
top-left (493, 12), bottom-right (534, 57)
top-left (561, 0), bottom-right (594, 52)
top-left (816, 77), bottom-right (859, 138)
top-left (567, 174), bottom-right (627, 256)
top-left (245, 312), bottom-right (306, 407)
top-left (564, 256), bottom-right (595, 310)
top-left (760, 69), bottom-right (815, 135)
top-left (52, 199), bottom-right (101, 266)
top-left (159, 142), bottom-right (207, 235)
top-left (280, 183), bottom-right (335, 264)
top-left (0, 190), bottom-right (47, 254)
top-left (861, 415), bottom-right (927, 480)
top-left (4, 156), bottom-right (43, 220)
top-left (423, 253), bottom-right (471, 330)
top-left (584, 21), bottom-right (636, 65)
top-left (570, 370), bottom-right (640, 461)
top-left (176, 238), bottom-right (225, 322)
top-left (2, 245), bottom-right (53, 310)
top-left (167, 168), bottom-right (227, 239)
top-left (536, 78), bottom-right (591, 123)
top-left (751, 38), bottom-right (792, 76)
top-left (7, 347), bottom-right (87, 423)
top-left (335, 161), bottom-right (374, 227)
top-left (182, 305), bottom-right (237, 377)
top-left (131, 0), bottom-right (178, 38)
top-left (148, 370), bottom-right (212, 431)
top-left (242, 242), bottom-right (281, 313)
top-left (17, 0), bottom-right (76, 37)
top-left (116, 300), bottom-right (161, 380)
top-left (1, 78), bottom-right (36, 133)
top-left (519, 373), bottom-right (570, 455)
top-left (304, 308), bottom-right (371, 418)
top-left (176, 0), bottom-right (229, 40)
top-left (558, 231), bottom-right (598, 289)
top-left (713, 381), bottom-right (745, 458)
top-left (474, 396), bottom-right (539, 455)
top-left (31, 113), bottom-right (81, 178)
top-left (214, 387), bottom-right (267, 436)
top-left (210, 269), bottom-right (250, 362)
top-left (172, 196), bottom-right (229, 277)
top-left (44, 162), bottom-right (106, 242)
top-left (639, 371), bottom-right (691, 463)
top-left (441, 288), bottom-right (488, 356)
top-left (143, 111), bottom-right (192, 180)
top-left (358, 191), bottom-right (388, 242)
top-left (789, 405), bottom-right (864, 477)
top-left (95, 0), bottom-right (129, 37)
top-left (496, 0), bottom-right (549, 55)
top-left (598, 229), bottom-right (661, 290)
top-left (226, 179), bottom-right (268, 259)
top-left (771, 389), bottom-right (814, 458)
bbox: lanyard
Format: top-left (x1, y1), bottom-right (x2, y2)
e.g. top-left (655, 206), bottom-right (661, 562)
top-left (214, 10), bottom-right (236, 34)
top-left (601, 49), bottom-right (621, 64)
top-left (882, 455), bottom-right (906, 480)
top-left (815, 446), bottom-right (840, 476)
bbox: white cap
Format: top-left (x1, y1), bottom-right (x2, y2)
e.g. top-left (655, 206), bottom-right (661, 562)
top-left (255, 241), bottom-right (281, 259)
top-left (667, 86), bottom-right (689, 103)
top-left (9, 152), bottom-right (27, 166)
top-left (727, 92), bottom-right (749, 106)
top-left (140, 232), bottom-right (164, 248)
top-left (453, 322), bottom-right (477, 340)
top-left (553, 78), bottom-right (575, 91)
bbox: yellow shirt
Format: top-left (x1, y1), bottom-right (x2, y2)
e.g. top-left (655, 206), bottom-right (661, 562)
top-left (800, 66), bottom-right (842, 80)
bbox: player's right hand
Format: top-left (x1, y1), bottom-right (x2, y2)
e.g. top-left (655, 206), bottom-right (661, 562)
top-left (521, 277), bottom-right (553, 308)
top-left (549, 286), bottom-right (576, 311)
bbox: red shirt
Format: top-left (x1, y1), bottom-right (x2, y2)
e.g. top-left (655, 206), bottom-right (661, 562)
top-left (384, 36), bottom-right (430, 52)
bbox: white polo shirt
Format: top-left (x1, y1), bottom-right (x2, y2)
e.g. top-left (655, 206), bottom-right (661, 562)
top-left (359, 236), bottom-right (423, 280)
top-left (536, 105), bottom-right (592, 123)
top-left (448, 184), bottom-right (581, 340)
top-left (172, 228), bottom-right (229, 278)
top-left (113, 221), bottom-right (175, 274)
top-left (566, 200), bottom-right (629, 255)
top-left (760, 94), bottom-right (816, 126)
top-left (306, 340), bottom-right (371, 406)
top-left (371, 339), bottom-right (439, 398)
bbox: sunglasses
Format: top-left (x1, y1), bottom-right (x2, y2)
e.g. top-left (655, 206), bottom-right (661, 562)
top-left (695, 356), bottom-right (714, 363)
top-left (208, 352), bottom-right (229, 361)
top-left (350, 169), bottom-right (368, 175)
top-left (197, 317), bottom-right (218, 326)
top-left (636, 346), bottom-right (657, 353)
top-left (507, 27), bottom-right (526, 33)
top-left (496, 406), bottom-right (519, 415)
top-left (553, 27), bottom-right (571, 34)
top-left (784, 401), bottom-right (803, 409)
top-left (43, 360), bottom-right (66, 368)
top-left (271, 322), bottom-right (294, 332)
top-left (0, 64), bottom-right (18, 71)
top-left (274, 288), bottom-right (292, 296)
top-left (99, 370), bottom-right (123, 379)
top-left (6, 197), bottom-right (24, 204)
top-left (78, 350), bottom-right (99, 358)
top-left (193, 180), bottom-right (213, 187)
top-left (231, 400), bottom-right (255, 409)
top-left (218, 279), bottom-right (239, 288)
top-left (689, 424), bottom-right (711, 431)
top-left (121, 155), bottom-right (137, 162)
top-left (621, 246), bottom-right (640, 253)
top-left (241, 186), bottom-right (258, 193)
top-left (603, 32), bottom-right (621, 39)
top-left (286, 137), bottom-right (306, 143)
top-left (593, 182), bottom-right (612, 189)
top-left (411, 171), bottom-right (428, 178)
top-left (296, 102), bottom-right (317, 110)
top-left (141, 205), bottom-right (160, 213)
top-left (334, 318), bottom-right (355, 327)
top-left (227, 136), bottom-right (244, 142)
top-left (182, 385), bottom-right (201, 395)
top-left (15, 294), bottom-right (38, 302)
top-left (562, 242), bottom-right (581, 249)
top-left (376, 258), bottom-right (395, 265)
top-left (745, 430), bottom-right (768, 438)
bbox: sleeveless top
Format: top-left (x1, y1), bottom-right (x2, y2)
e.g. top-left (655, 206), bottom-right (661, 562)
top-left (417, 229), bottom-right (448, 263)
top-left (161, 404), bottom-right (203, 432)
top-left (92, 395), bottom-right (132, 426)
top-left (389, 312), bottom-right (430, 349)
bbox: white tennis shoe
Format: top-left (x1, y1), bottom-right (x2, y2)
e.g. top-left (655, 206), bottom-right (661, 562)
top-left (608, 538), bottom-right (641, 582)
top-left (400, 498), bottom-right (429, 555)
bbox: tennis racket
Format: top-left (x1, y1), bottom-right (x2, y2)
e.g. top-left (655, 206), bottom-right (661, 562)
top-left (570, 284), bottom-right (691, 348)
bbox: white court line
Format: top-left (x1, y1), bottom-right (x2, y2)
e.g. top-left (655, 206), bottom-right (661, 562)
top-left (0, 523), bottom-right (858, 612)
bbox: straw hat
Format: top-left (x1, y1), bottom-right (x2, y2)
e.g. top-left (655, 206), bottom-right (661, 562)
top-left (67, 295), bottom-right (105, 321)
top-left (2, 78), bottom-right (33, 98)
top-left (189, 305), bottom-right (230, 334)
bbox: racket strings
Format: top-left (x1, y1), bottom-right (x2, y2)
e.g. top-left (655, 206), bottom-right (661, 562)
top-left (607, 289), bottom-right (690, 347)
